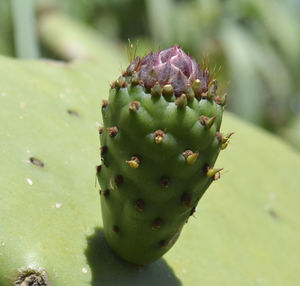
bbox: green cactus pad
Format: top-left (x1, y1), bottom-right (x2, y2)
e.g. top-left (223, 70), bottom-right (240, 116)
top-left (0, 52), bottom-right (299, 285)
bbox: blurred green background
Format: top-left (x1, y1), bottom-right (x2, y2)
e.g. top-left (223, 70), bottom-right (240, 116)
top-left (1, 0), bottom-right (300, 149)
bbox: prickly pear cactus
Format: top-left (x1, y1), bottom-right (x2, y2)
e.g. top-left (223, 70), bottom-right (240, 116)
top-left (1, 17), bottom-right (300, 284)
top-left (98, 46), bottom-right (231, 265)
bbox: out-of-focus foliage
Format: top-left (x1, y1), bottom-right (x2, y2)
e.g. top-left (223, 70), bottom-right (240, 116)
top-left (11, 0), bottom-right (40, 58)
top-left (0, 0), bottom-right (299, 148)
top-left (0, 1), bottom-right (14, 56)
top-left (37, 0), bottom-right (148, 41)
top-left (38, 10), bottom-right (126, 63)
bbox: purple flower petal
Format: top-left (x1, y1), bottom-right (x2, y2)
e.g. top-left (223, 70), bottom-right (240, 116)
top-left (154, 62), bottom-right (171, 86)
top-left (170, 70), bottom-right (188, 97)
top-left (135, 46), bottom-right (204, 94)
top-left (159, 46), bottom-right (178, 63)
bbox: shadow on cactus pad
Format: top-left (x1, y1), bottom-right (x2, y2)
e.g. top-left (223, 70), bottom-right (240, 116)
top-left (85, 228), bottom-right (181, 286)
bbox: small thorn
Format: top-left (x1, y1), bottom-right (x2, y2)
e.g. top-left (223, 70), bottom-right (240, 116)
top-left (216, 131), bottom-right (235, 143)
top-left (126, 156), bottom-right (140, 169)
top-left (129, 101), bottom-right (141, 113)
top-left (206, 167), bottom-right (223, 178)
top-left (217, 132), bottom-right (234, 149)
top-left (110, 81), bottom-right (116, 89)
top-left (207, 79), bottom-right (217, 100)
top-left (112, 225), bottom-right (119, 233)
top-left (186, 84), bottom-right (195, 101)
top-left (98, 126), bottom-right (104, 134)
top-left (131, 72), bottom-right (140, 86)
top-left (189, 206), bottom-right (196, 217)
top-left (175, 94), bottom-right (187, 109)
top-left (154, 129), bottom-right (165, 144)
top-left (187, 153), bottom-right (199, 164)
top-left (181, 193), bottom-right (193, 207)
top-left (107, 126), bottom-right (118, 137)
top-left (162, 84), bottom-right (174, 97)
top-left (152, 218), bottom-right (163, 231)
top-left (151, 82), bottom-right (162, 97)
top-left (135, 199), bottom-right (144, 212)
top-left (214, 172), bottom-right (221, 181)
top-left (102, 100), bottom-right (109, 109)
top-left (223, 132), bottom-right (235, 142)
top-left (114, 79), bottom-right (121, 89)
top-left (183, 150), bottom-right (199, 164)
top-left (100, 146), bottom-right (108, 156)
top-left (199, 115), bottom-right (208, 125)
top-left (216, 93), bottom-right (227, 106)
top-left (200, 115), bottom-right (216, 129)
top-left (221, 141), bottom-right (230, 150)
top-left (160, 176), bottom-right (169, 189)
top-left (192, 79), bottom-right (202, 99)
top-left (115, 76), bottom-right (126, 89)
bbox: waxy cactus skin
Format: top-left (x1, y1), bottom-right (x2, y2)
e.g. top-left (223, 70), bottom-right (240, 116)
top-left (97, 46), bottom-right (230, 265)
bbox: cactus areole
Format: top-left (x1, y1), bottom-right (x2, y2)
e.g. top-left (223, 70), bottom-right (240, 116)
top-left (97, 46), bottom-right (230, 265)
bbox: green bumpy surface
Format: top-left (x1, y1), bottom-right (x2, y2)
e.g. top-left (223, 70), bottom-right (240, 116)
top-left (98, 80), bottom-right (224, 265)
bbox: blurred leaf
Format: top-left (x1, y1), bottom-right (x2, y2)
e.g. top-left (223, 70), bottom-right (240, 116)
top-left (38, 10), bottom-right (125, 64)
top-left (0, 0), bottom-right (14, 56)
top-left (11, 0), bottom-right (40, 58)
top-left (220, 22), bottom-right (263, 123)
top-left (252, 0), bottom-right (300, 73)
top-left (146, 0), bottom-right (173, 46)
top-left (38, 0), bottom-right (147, 41)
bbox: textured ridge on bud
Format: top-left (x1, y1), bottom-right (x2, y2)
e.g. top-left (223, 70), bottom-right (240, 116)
top-left (124, 46), bottom-right (209, 97)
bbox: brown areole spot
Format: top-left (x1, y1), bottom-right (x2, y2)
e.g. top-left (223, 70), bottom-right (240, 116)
top-left (107, 126), bottom-right (118, 137)
top-left (96, 165), bottom-right (102, 174)
top-left (160, 176), bottom-right (169, 189)
top-left (115, 175), bottom-right (123, 187)
top-left (29, 157), bottom-right (45, 168)
top-left (159, 240), bottom-right (167, 249)
top-left (67, 109), bottom-right (80, 117)
top-left (102, 100), bottom-right (109, 109)
top-left (135, 199), bottom-right (145, 212)
top-left (152, 218), bottom-right (163, 231)
top-left (14, 268), bottom-right (51, 286)
top-left (181, 192), bottom-right (193, 207)
top-left (99, 126), bottom-right (104, 134)
top-left (154, 129), bottom-right (165, 144)
top-left (129, 101), bottom-right (141, 112)
top-left (100, 146), bottom-right (108, 155)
